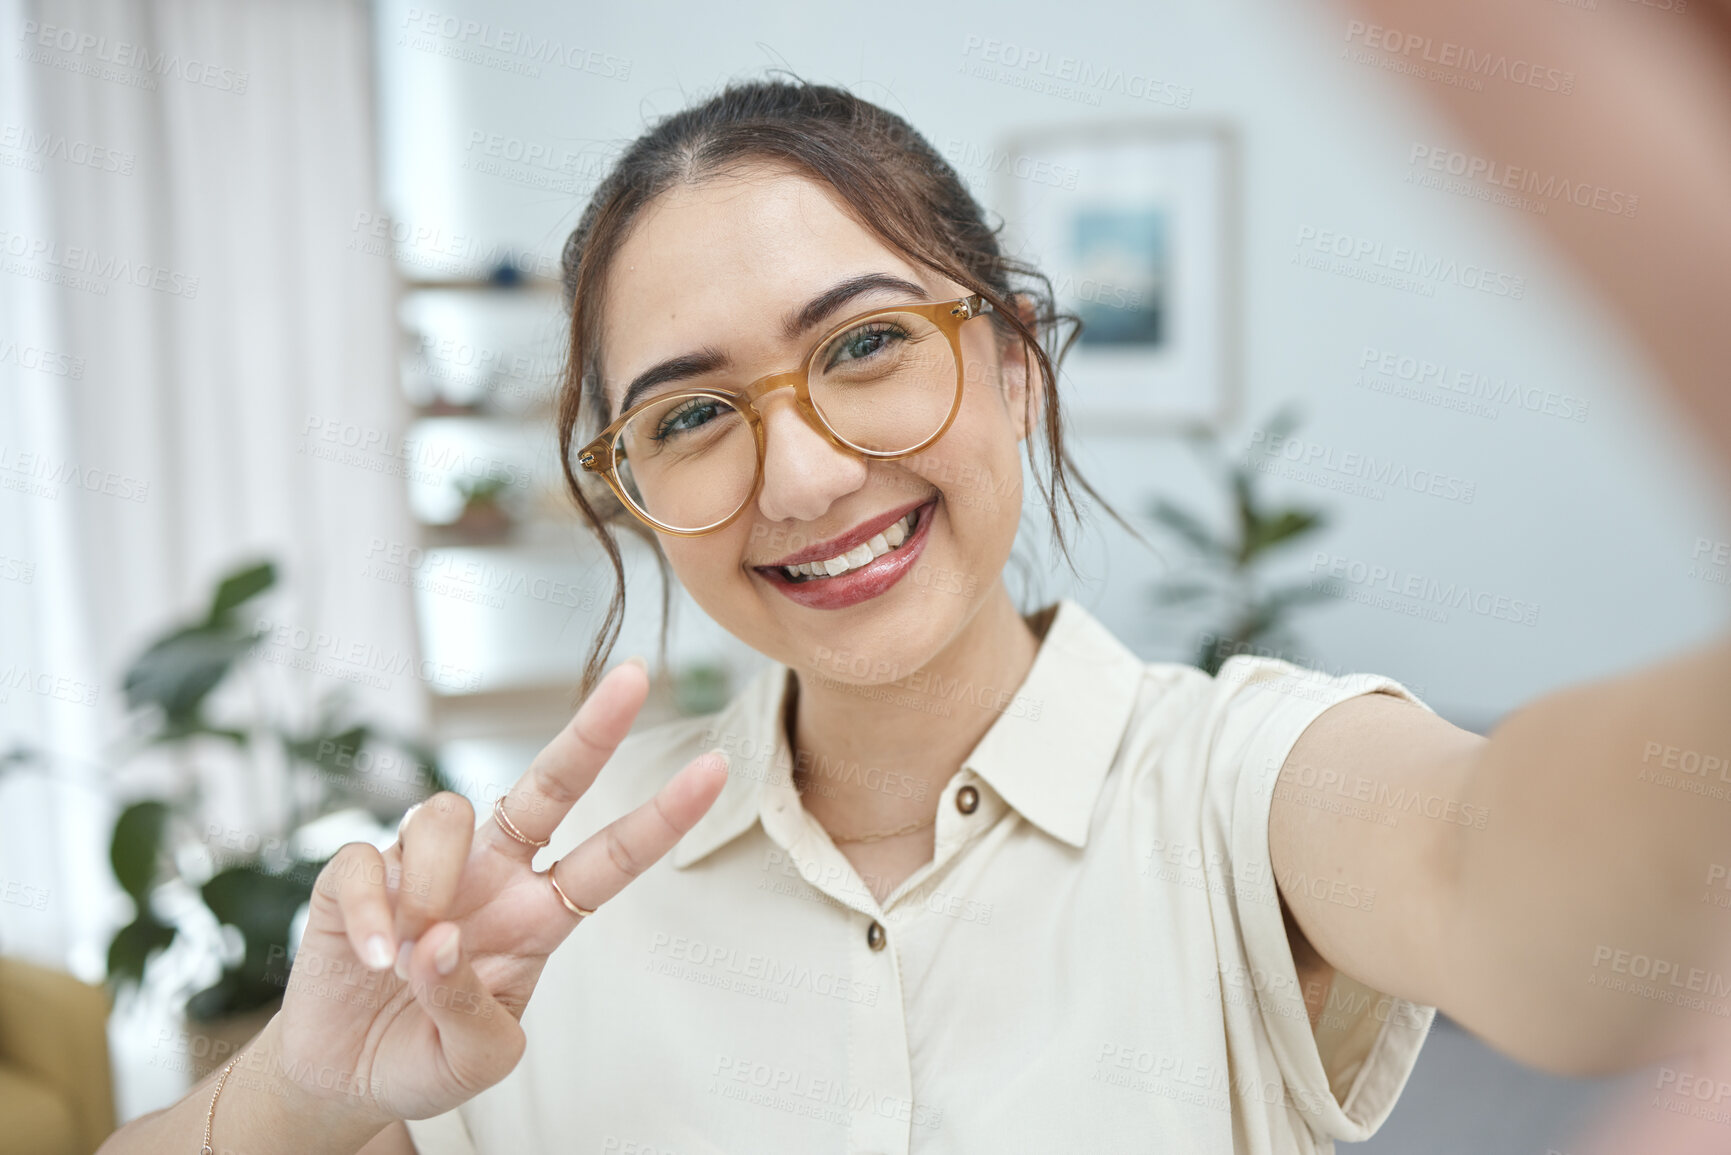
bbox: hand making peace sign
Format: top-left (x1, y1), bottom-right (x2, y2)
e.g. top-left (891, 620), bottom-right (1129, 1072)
top-left (261, 659), bottom-right (728, 1125)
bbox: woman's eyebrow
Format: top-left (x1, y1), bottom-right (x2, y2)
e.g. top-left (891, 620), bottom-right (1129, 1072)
top-left (782, 272), bottom-right (931, 339)
top-left (616, 347), bottom-right (731, 417)
top-left (613, 273), bottom-right (930, 417)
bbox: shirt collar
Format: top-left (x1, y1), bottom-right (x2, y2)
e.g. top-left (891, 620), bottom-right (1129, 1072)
top-left (671, 597), bottom-right (1145, 868)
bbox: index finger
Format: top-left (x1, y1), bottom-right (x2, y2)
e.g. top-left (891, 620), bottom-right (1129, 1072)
top-left (486, 659), bottom-right (651, 858)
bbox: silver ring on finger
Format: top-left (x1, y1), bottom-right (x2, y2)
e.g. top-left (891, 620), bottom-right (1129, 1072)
top-left (545, 864), bottom-right (597, 920)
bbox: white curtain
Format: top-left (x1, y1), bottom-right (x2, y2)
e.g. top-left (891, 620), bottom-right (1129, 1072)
top-left (0, 0), bottom-right (424, 1004)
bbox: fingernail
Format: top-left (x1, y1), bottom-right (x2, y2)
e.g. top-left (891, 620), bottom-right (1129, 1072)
top-left (363, 934), bottom-right (393, 970)
top-left (705, 749), bottom-right (730, 776)
top-left (623, 654), bottom-right (647, 673)
top-left (394, 938), bottom-right (416, 981)
top-left (434, 927), bottom-right (461, 976)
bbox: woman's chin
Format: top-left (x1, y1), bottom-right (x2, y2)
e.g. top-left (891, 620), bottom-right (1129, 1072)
top-left (786, 593), bottom-right (978, 690)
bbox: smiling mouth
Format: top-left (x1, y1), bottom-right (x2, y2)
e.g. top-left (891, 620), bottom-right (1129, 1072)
top-left (773, 502), bottom-right (927, 583)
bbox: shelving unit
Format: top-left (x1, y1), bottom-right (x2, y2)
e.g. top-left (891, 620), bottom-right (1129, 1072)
top-left (386, 269), bottom-right (759, 798)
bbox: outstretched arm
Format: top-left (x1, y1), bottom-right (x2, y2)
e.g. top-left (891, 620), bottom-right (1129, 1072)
top-left (1269, 0), bottom-right (1731, 1080)
top-left (1272, 635), bottom-right (1731, 1074)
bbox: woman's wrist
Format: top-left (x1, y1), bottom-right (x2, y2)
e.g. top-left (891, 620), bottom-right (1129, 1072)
top-left (96, 1016), bottom-right (392, 1155)
top-left (204, 1013), bottom-right (395, 1152)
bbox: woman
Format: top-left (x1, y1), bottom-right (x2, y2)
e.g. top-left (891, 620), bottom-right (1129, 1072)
top-left (99, 80), bottom-right (1731, 1155)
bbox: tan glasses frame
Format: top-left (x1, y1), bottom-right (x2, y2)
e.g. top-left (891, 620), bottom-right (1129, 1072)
top-left (575, 295), bottom-right (991, 537)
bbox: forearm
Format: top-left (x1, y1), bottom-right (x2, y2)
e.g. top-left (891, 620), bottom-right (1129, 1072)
top-left (96, 1015), bottom-right (391, 1155)
top-left (1442, 634), bottom-right (1731, 1074)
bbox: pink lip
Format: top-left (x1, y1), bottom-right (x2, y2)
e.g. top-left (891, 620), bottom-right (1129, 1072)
top-left (759, 495), bottom-right (932, 568)
top-left (754, 497), bottom-right (937, 611)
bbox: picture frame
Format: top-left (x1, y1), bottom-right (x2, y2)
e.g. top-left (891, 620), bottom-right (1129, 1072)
top-left (998, 120), bottom-right (1240, 435)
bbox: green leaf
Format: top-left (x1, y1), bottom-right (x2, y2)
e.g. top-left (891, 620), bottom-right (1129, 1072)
top-left (1230, 468), bottom-right (1259, 566)
top-left (1147, 500), bottom-right (1229, 560)
top-left (283, 724), bottom-right (370, 777)
top-left (1244, 509), bottom-right (1327, 561)
top-left (1194, 634), bottom-right (1231, 676)
top-left (122, 626), bottom-right (262, 724)
top-left (191, 863), bottom-right (320, 1020)
top-left (185, 971), bottom-right (253, 1021)
top-left (1263, 582), bottom-right (1342, 610)
top-left (110, 800), bottom-right (170, 900)
top-left (202, 864), bottom-right (316, 945)
top-left (107, 913), bottom-right (176, 989)
top-left (205, 561), bottom-right (276, 627)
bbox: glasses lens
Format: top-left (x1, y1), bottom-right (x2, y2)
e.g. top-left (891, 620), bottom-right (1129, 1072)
top-left (807, 310), bottom-right (958, 453)
top-left (616, 391), bottom-right (758, 532)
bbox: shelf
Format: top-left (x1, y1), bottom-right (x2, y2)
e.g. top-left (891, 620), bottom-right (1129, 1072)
top-left (428, 674), bottom-right (689, 743)
top-left (416, 510), bottom-right (598, 552)
top-left (384, 254), bottom-right (760, 751)
top-left (399, 275), bottom-right (562, 295)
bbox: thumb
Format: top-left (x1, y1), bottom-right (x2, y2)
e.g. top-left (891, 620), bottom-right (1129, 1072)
top-left (403, 922), bottom-right (526, 1091)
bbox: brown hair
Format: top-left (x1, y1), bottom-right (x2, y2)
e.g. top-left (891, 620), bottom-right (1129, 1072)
top-left (556, 76), bottom-right (1149, 700)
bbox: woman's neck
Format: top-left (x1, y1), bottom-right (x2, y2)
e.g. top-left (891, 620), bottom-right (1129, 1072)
top-left (784, 581), bottom-right (1043, 880)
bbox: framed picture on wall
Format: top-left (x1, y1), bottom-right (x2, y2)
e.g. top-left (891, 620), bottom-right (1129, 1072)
top-left (999, 120), bottom-right (1240, 434)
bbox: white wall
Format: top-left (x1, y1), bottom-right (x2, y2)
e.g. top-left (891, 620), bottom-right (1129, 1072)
top-left (372, 0), bottom-right (1731, 728)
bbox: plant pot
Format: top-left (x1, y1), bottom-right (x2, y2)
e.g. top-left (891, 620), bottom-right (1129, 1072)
top-left (450, 500), bottom-right (513, 543)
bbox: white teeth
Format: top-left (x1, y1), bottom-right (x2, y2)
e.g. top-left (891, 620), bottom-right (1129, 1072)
top-left (780, 508), bottom-right (922, 582)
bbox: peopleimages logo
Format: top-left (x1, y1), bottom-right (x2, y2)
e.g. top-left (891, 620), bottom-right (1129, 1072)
top-left (0, 228), bottom-right (200, 298)
top-left (1293, 226), bottom-right (1526, 300)
top-left (1245, 429), bottom-right (1478, 505)
top-left (1341, 20), bottom-right (1575, 94)
top-left (958, 36), bottom-right (1193, 109)
top-left (1356, 346), bottom-right (1591, 423)
top-left (18, 20), bottom-right (249, 93)
top-left (397, 9), bottom-right (631, 80)
top-left (1408, 145), bottom-right (1638, 218)
top-left (1308, 551), bottom-right (1541, 627)
top-left (0, 123), bottom-right (135, 175)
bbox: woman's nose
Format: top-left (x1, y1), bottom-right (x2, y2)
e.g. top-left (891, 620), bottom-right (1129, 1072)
top-left (753, 393), bottom-right (868, 525)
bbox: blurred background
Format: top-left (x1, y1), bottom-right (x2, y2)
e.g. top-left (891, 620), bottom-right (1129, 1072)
top-left (1, 0), bottom-right (1727, 1151)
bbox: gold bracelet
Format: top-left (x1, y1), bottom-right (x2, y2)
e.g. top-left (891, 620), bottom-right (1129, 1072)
top-left (200, 1051), bottom-right (244, 1155)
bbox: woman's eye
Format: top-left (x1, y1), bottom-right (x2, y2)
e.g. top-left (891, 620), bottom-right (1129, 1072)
top-left (827, 324), bottom-right (904, 368)
top-left (655, 399), bottom-right (718, 439)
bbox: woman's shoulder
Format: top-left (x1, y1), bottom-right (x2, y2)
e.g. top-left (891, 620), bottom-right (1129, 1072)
top-left (1111, 644), bottom-right (1430, 776)
top-left (1131, 644), bottom-right (1426, 715)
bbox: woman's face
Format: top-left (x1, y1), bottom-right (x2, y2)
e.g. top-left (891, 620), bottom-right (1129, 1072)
top-left (596, 165), bottom-right (1037, 682)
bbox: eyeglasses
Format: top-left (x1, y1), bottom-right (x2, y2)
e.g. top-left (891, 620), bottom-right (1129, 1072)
top-left (576, 295), bottom-right (991, 536)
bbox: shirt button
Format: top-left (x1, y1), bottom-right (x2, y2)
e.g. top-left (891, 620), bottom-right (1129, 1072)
top-left (955, 785), bottom-right (980, 815)
top-left (866, 920), bottom-right (886, 950)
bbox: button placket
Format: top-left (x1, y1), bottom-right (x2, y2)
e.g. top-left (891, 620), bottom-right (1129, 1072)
top-left (849, 897), bottom-right (912, 1154)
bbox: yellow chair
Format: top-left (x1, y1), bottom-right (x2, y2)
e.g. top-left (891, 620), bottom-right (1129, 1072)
top-left (0, 956), bottom-right (116, 1155)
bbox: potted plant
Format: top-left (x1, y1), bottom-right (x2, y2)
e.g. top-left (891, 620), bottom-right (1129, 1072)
top-left (450, 474), bottom-right (515, 543)
top-left (107, 560), bottom-right (448, 1076)
top-left (1146, 407), bottom-right (1336, 674)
